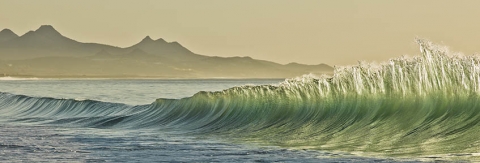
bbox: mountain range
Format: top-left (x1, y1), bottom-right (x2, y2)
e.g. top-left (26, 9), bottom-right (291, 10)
top-left (0, 25), bottom-right (333, 78)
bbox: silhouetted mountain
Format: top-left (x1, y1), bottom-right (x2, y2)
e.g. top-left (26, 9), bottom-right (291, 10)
top-left (0, 29), bottom-right (18, 42)
top-left (35, 25), bottom-right (62, 37)
top-left (4, 25), bottom-right (78, 48)
top-left (126, 36), bottom-right (199, 61)
top-left (129, 36), bottom-right (179, 51)
top-left (0, 25), bottom-right (333, 78)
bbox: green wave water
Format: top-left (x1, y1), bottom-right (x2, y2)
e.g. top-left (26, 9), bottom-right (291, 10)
top-left (1, 39), bottom-right (480, 161)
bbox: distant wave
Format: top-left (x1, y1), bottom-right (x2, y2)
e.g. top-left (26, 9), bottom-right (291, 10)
top-left (0, 76), bottom-right (39, 81)
top-left (1, 39), bottom-right (480, 160)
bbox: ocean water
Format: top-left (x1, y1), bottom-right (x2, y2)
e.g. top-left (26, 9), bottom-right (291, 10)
top-left (1, 39), bottom-right (479, 162)
top-left (0, 79), bottom-right (405, 162)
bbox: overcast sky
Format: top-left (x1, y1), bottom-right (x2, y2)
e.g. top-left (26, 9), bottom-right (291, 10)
top-left (1, 0), bottom-right (479, 66)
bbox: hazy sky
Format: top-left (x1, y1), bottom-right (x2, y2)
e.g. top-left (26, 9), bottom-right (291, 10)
top-left (1, 0), bottom-right (480, 66)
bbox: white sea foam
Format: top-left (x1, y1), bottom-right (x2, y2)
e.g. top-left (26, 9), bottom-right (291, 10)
top-left (0, 76), bottom-right (40, 81)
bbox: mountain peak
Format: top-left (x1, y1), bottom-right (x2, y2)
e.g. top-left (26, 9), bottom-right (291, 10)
top-left (155, 38), bottom-right (167, 43)
top-left (141, 36), bottom-right (154, 42)
top-left (6, 25), bottom-right (78, 48)
top-left (37, 25), bottom-right (56, 31)
top-left (0, 28), bottom-right (17, 35)
top-left (0, 28), bottom-right (19, 42)
top-left (35, 25), bottom-right (62, 36)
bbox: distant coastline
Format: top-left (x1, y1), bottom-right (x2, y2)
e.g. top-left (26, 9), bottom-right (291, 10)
top-left (1, 74), bottom-right (330, 80)
top-left (0, 25), bottom-right (333, 79)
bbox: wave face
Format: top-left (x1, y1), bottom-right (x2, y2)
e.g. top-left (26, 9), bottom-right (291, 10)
top-left (2, 39), bottom-right (480, 158)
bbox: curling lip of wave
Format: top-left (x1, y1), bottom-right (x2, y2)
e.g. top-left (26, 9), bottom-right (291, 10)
top-left (1, 39), bottom-right (480, 160)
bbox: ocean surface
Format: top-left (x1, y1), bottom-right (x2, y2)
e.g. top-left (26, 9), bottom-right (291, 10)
top-left (0, 79), bottom-right (406, 163)
top-left (1, 39), bottom-right (479, 162)
top-left (0, 79), bottom-right (421, 163)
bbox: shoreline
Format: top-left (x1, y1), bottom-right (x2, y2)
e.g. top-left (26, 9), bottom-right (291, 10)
top-left (0, 75), bottom-right (288, 80)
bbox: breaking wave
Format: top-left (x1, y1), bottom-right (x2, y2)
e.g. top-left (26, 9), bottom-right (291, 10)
top-left (1, 39), bottom-right (480, 159)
